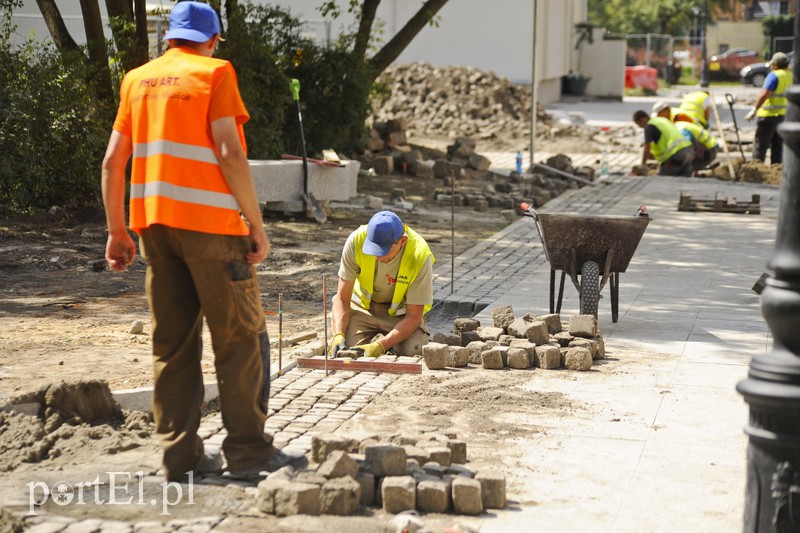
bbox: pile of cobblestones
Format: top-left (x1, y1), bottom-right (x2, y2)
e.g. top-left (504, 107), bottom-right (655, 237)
top-left (373, 62), bottom-right (550, 142)
top-left (255, 430), bottom-right (505, 517)
top-left (423, 307), bottom-right (604, 372)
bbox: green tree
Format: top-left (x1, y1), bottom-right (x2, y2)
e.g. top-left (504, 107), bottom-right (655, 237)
top-left (761, 15), bottom-right (793, 54)
top-left (588, 0), bottom-right (728, 36)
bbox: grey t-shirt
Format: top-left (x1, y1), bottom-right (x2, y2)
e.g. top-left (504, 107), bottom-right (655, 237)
top-left (338, 230), bottom-right (433, 308)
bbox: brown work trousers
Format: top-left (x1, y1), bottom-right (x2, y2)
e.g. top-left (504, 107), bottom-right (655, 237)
top-left (139, 225), bottom-right (272, 481)
top-left (346, 301), bottom-right (430, 355)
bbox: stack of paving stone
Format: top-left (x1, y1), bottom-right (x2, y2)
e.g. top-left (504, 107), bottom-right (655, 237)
top-left (255, 430), bottom-right (506, 517)
top-left (422, 305), bottom-right (604, 372)
top-left (373, 62), bottom-right (551, 142)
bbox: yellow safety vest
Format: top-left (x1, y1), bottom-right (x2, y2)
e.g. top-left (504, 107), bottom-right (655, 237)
top-left (676, 121), bottom-right (717, 149)
top-left (678, 91), bottom-right (709, 127)
top-left (353, 225), bottom-right (435, 316)
top-left (648, 116), bottom-right (692, 163)
top-left (757, 69), bottom-right (791, 118)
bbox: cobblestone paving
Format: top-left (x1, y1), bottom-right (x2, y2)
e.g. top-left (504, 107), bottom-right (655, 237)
top-left (21, 175), bottom-right (647, 531)
top-left (429, 174), bottom-right (648, 323)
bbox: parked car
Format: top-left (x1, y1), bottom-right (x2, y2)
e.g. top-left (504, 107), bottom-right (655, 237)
top-left (709, 47), bottom-right (760, 79)
top-left (740, 52), bottom-right (794, 87)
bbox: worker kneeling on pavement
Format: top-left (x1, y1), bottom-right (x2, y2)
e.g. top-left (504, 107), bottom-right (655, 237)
top-left (676, 120), bottom-right (719, 172)
top-left (330, 211), bottom-right (435, 358)
top-left (632, 102), bottom-right (694, 176)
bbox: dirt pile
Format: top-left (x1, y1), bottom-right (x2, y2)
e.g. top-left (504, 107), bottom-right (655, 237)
top-left (711, 157), bottom-right (782, 184)
top-left (373, 62), bottom-right (550, 143)
top-left (0, 380), bottom-right (152, 472)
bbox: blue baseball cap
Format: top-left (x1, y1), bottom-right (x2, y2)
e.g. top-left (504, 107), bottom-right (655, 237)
top-left (164, 2), bottom-right (220, 43)
top-left (363, 211), bottom-right (405, 256)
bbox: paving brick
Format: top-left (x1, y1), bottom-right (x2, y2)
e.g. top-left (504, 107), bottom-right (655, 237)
top-left (319, 476), bottom-right (361, 516)
top-left (460, 330), bottom-right (482, 346)
top-left (403, 445), bottom-right (431, 465)
top-left (565, 347), bottom-right (593, 371)
top-left (417, 480), bottom-right (451, 513)
top-left (454, 317), bottom-right (481, 333)
top-left (427, 447), bottom-right (452, 467)
top-left (448, 346), bottom-right (470, 368)
top-left (478, 326), bottom-right (504, 341)
top-left (431, 332), bottom-right (461, 346)
top-left (355, 472), bottom-right (375, 506)
top-left (274, 482), bottom-right (320, 516)
top-left (535, 345), bottom-right (562, 369)
top-left (311, 433), bottom-right (351, 463)
top-left (451, 476), bottom-right (483, 515)
top-left (365, 444), bottom-right (406, 477)
top-left (317, 450), bottom-right (359, 479)
top-left (569, 315), bottom-right (598, 338)
top-left (382, 476), bottom-right (417, 513)
top-left (525, 320), bottom-right (550, 345)
top-left (507, 347), bottom-right (531, 369)
top-left (465, 341), bottom-right (486, 364)
top-left (446, 439), bottom-right (467, 464)
top-left (481, 348), bottom-right (505, 369)
top-left (553, 331), bottom-right (575, 347)
top-left (536, 313), bottom-right (563, 334)
top-left (490, 305), bottom-right (515, 330)
top-left (568, 338), bottom-right (600, 359)
top-left (422, 342), bottom-right (449, 370)
top-left (476, 473), bottom-right (507, 509)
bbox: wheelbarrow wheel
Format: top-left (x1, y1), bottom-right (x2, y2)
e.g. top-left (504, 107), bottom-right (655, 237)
top-left (579, 260), bottom-right (600, 318)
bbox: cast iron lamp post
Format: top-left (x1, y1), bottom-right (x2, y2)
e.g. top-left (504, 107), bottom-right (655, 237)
top-left (699, 0), bottom-right (710, 87)
top-left (736, 9), bottom-right (800, 532)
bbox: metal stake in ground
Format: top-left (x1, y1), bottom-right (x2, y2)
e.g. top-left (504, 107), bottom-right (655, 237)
top-left (322, 274), bottom-right (328, 377)
top-left (451, 170), bottom-right (455, 295)
top-left (278, 293), bottom-right (283, 376)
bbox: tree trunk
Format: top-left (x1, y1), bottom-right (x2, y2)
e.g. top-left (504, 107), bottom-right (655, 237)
top-left (34, 0), bottom-right (80, 53)
top-left (353, 0), bottom-right (380, 59)
top-left (78, 0), bottom-right (114, 100)
top-left (368, 0), bottom-right (449, 78)
top-left (133, 0), bottom-right (149, 65)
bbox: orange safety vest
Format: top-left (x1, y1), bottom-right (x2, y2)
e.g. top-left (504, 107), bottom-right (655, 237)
top-left (115, 47), bottom-right (249, 236)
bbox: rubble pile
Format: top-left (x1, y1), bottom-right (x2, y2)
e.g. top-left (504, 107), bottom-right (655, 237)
top-left (373, 62), bottom-right (550, 142)
top-left (424, 307), bottom-right (604, 372)
top-left (711, 157), bottom-right (782, 185)
top-left (255, 430), bottom-right (506, 517)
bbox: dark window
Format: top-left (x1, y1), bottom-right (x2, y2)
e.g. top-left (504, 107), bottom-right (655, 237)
top-left (780, 1), bottom-right (789, 14)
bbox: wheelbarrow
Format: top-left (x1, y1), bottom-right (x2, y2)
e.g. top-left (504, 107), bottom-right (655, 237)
top-left (521, 203), bottom-right (651, 322)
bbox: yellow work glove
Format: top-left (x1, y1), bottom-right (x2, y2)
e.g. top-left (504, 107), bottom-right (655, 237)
top-left (359, 341), bottom-right (385, 358)
top-left (328, 333), bottom-right (346, 357)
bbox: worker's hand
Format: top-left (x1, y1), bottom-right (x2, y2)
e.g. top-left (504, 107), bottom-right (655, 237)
top-left (105, 232), bottom-right (137, 272)
top-left (359, 341), bottom-right (385, 358)
top-left (745, 108), bottom-right (757, 121)
top-left (247, 225), bottom-right (270, 264)
top-left (328, 332), bottom-right (346, 357)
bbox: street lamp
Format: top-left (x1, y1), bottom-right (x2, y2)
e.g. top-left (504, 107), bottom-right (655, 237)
top-left (699, 0), bottom-right (710, 87)
top-left (736, 7), bottom-right (800, 531)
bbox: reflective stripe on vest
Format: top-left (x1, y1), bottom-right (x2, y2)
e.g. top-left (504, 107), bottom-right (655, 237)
top-left (352, 225), bottom-right (435, 316)
top-left (120, 47), bottom-right (249, 236)
top-left (648, 116), bottom-right (692, 163)
top-left (676, 121), bottom-right (717, 150)
top-left (678, 92), bottom-right (708, 127)
top-left (758, 69), bottom-right (791, 118)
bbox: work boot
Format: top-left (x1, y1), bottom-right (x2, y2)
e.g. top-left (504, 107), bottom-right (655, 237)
top-left (195, 446), bottom-right (224, 476)
top-left (226, 447), bottom-right (309, 480)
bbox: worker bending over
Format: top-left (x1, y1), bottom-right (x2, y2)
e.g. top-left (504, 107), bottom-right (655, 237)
top-left (632, 101), bottom-right (694, 176)
top-left (678, 90), bottom-right (711, 129)
top-left (330, 211), bottom-right (435, 358)
top-left (676, 120), bottom-right (719, 172)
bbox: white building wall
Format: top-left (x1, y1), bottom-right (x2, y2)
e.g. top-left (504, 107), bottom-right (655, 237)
top-left (11, 0), bottom-right (589, 104)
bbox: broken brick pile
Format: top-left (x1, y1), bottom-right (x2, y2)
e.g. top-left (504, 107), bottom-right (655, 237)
top-left (255, 429), bottom-right (506, 517)
top-left (424, 306), bottom-right (604, 372)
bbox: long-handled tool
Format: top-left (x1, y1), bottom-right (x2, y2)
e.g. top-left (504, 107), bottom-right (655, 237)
top-left (708, 93), bottom-right (736, 180)
top-left (278, 293), bottom-right (283, 376)
top-left (289, 79), bottom-right (327, 224)
top-left (322, 274), bottom-right (328, 377)
top-left (725, 93), bottom-right (746, 160)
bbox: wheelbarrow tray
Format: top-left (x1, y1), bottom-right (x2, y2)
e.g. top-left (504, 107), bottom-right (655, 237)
top-left (535, 213), bottom-right (651, 276)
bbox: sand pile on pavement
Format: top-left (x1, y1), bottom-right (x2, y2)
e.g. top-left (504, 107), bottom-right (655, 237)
top-left (373, 62), bottom-right (550, 143)
top-left (711, 158), bottom-right (782, 184)
top-left (0, 380), bottom-right (152, 472)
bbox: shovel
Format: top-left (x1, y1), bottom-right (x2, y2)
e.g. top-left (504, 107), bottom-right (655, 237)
top-left (725, 93), bottom-right (746, 160)
top-left (289, 79), bottom-right (326, 223)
